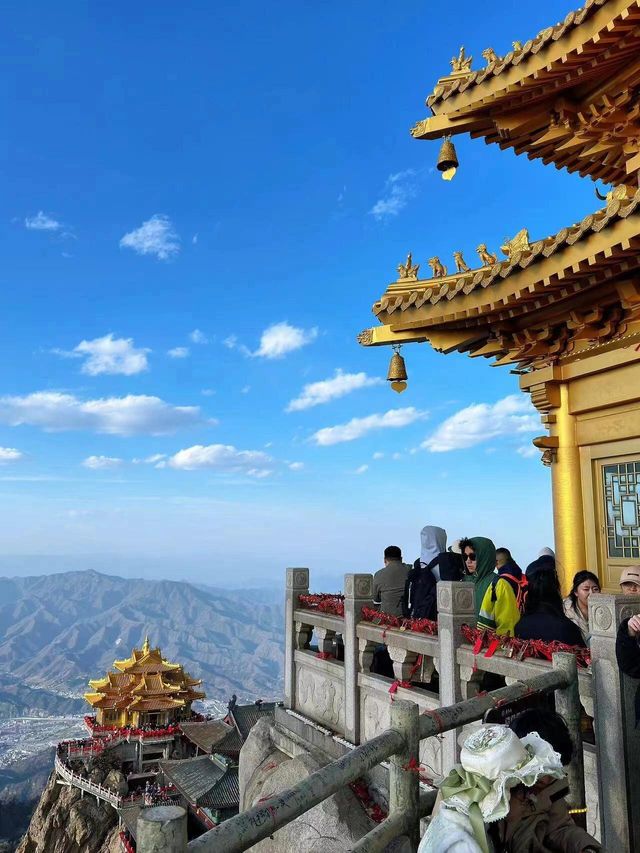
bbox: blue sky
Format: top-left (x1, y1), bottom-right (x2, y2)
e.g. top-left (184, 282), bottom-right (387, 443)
top-left (0, 1), bottom-right (599, 584)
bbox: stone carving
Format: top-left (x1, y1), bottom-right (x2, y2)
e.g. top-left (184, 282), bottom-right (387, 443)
top-left (453, 251), bottom-right (470, 273)
top-left (287, 568), bottom-right (309, 589)
top-left (592, 604), bottom-right (613, 633)
top-left (429, 256), bottom-right (448, 278)
top-left (451, 46), bottom-right (473, 74)
top-left (476, 244), bottom-right (497, 266)
top-left (344, 576), bottom-right (354, 597)
top-left (438, 586), bottom-right (452, 612)
top-left (620, 604), bottom-right (637, 622)
top-left (314, 627), bottom-right (337, 655)
top-left (397, 253), bottom-right (420, 281)
top-left (355, 575), bottom-right (373, 598)
top-left (358, 638), bottom-right (376, 673)
top-left (454, 586), bottom-right (474, 613)
top-left (296, 665), bottom-right (345, 732)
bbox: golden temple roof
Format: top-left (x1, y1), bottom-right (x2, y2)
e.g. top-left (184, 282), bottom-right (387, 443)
top-left (413, 0), bottom-right (640, 185)
top-left (84, 638), bottom-right (205, 716)
top-left (361, 190), bottom-right (640, 369)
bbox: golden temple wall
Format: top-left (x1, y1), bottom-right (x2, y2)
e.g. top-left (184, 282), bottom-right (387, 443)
top-left (522, 348), bottom-right (640, 592)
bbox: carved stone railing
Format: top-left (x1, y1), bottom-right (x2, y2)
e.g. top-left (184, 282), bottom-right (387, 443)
top-left (55, 753), bottom-right (121, 808)
top-left (284, 569), bottom-right (640, 850)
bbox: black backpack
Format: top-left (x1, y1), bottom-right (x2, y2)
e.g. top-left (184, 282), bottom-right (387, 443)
top-left (403, 552), bottom-right (464, 620)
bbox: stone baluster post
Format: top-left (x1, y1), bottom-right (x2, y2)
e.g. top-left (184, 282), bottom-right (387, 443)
top-left (344, 573), bottom-right (374, 744)
top-left (552, 652), bottom-right (585, 825)
top-left (589, 592), bottom-right (640, 852)
top-left (389, 699), bottom-right (420, 852)
top-left (137, 805), bottom-right (187, 852)
top-left (284, 568), bottom-right (309, 710)
top-left (436, 581), bottom-right (475, 771)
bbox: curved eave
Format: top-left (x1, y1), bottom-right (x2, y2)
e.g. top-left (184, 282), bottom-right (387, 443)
top-left (426, 0), bottom-right (630, 113)
top-left (371, 196), bottom-right (640, 334)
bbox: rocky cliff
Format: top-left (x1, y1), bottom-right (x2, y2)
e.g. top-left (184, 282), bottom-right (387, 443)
top-left (16, 761), bottom-right (127, 853)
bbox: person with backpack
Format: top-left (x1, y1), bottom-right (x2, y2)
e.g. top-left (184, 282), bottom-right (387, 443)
top-left (466, 540), bottom-right (521, 636)
top-left (403, 525), bottom-right (464, 620)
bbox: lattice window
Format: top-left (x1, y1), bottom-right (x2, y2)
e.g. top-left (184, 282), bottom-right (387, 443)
top-left (603, 461), bottom-right (640, 559)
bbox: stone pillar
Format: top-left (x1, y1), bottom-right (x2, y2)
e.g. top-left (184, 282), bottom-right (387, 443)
top-left (284, 568), bottom-right (309, 710)
top-left (552, 652), bottom-right (585, 824)
top-left (344, 573), bottom-right (373, 744)
top-left (389, 699), bottom-right (420, 852)
top-left (137, 805), bottom-right (187, 852)
top-left (437, 581), bottom-right (475, 771)
top-left (589, 592), bottom-right (640, 852)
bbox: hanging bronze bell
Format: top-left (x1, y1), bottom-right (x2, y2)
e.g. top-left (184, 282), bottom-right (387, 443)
top-left (437, 137), bottom-right (459, 181)
top-left (387, 349), bottom-right (408, 393)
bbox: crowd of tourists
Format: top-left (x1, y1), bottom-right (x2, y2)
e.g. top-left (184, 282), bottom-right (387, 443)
top-left (370, 526), bottom-right (640, 853)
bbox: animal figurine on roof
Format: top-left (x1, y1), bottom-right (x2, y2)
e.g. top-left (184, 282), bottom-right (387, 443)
top-left (476, 244), bottom-right (497, 266)
top-left (482, 48), bottom-right (499, 64)
top-left (397, 252), bottom-right (420, 281)
top-left (453, 251), bottom-right (470, 273)
top-left (428, 257), bottom-right (448, 278)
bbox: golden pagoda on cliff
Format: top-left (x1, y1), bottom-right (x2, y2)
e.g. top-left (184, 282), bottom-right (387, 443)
top-left (84, 637), bottom-right (206, 728)
top-left (360, 0), bottom-right (640, 591)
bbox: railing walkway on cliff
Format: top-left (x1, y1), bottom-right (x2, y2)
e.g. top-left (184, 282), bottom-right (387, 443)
top-left (132, 655), bottom-right (581, 852)
top-left (112, 570), bottom-right (640, 852)
top-left (55, 753), bottom-right (122, 807)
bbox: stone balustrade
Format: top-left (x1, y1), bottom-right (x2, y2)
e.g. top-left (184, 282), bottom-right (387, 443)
top-left (286, 568), bottom-right (640, 850)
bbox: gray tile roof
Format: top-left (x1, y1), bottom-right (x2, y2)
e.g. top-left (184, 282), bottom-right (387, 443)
top-left (229, 702), bottom-right (276, 741)
top-left (160, 754), bottom-right (239, 810)
top-left (180, 720), bottom-right (233, 754)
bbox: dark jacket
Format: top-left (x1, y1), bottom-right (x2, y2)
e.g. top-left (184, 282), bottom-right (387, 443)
top-left (373, 560), bottom-right (411, 616)
top-left (515, 604), bottom-right (586, 647)
top-left (616, 617), bottom-right (640, 725)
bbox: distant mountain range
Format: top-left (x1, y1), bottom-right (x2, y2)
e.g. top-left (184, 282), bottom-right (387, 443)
top-left (0, 569), bottom-right (284, 711)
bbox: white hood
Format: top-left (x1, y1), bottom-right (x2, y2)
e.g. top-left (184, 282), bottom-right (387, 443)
top-left (420, 526), bottom-right (447, 580)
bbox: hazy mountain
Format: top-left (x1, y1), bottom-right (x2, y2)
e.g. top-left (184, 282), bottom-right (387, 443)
top-left (0, 569), bottom-right (284, 704)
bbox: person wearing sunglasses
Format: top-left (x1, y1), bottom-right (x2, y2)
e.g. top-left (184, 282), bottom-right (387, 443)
top-left (460, 537), bottom-right (502, 624)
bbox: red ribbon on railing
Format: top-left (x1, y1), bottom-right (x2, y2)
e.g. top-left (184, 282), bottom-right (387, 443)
top-left (461, 625), bottom-right (591, 668)
top-left (298, 593), bottom-right (345, 617)
top-left (389, 654), bottom-right (424, 699)
top-left (361, 607), bottom-right (438, 636)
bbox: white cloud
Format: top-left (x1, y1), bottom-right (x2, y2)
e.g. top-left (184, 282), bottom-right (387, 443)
top-left (25, 211), bottom-right (61, 231)
top-left (517, 444), bottom-right (538, 458)
top-left (223, 335), bottom-right (238, 350)
top-left (132, 453), bottom-right (167, 465)
top-left (201, 389), bottom-right (216, 397)
top-left (82, 455), bottom-right (124, 470)
top-left (355, 464), bottom-right (369, 474)
top-left (189, 329), bottom-right (208, 344)
top-left (369, 169), bottom-right (417, 220)
top-left (287, 369), bottom-right (382, 412)
top-left (0, 392), bottom-right (203, 435)
top-left (312, 407), bottom-right (428, 446)
top-left (72, 334), bottom-right (150, 376)
top-left (120, 214), bottom-right (180, 260)
top-left (422, 395), bottom-right (539, 452)
top-left (254, 322), bottom-right (318, 359)
top-left (0, 447), bottom-right (23, 464)
top-left (168, 346), bottom-right (190, 359)
top-left (289, 462), bottom-right (304, 471)
top-left (241, 385), bottom-right (251, 395)
top-left (372, 452), bottom-right (384, 460)
top-left (168, 443), bottom-right (273, 478)
top-left (192, 233), bottom-right (198, 245)
top-left (392, 452), bottom-right (402, 460)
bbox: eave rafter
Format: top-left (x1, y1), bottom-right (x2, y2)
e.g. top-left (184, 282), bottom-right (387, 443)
top-left (412, 1), bottom-right (640, 184)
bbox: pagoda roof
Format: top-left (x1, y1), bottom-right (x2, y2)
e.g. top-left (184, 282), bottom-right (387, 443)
top-left (413, 0), bottom-right (640, 184)
top-left (85, 637), bottom-right (206, 715)
top-left (159, 755), bottom-right (239, 810)
top-left (179, 720), bottom-right (235, 754)
top-left (360, 191), bottom-right (640, 368)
